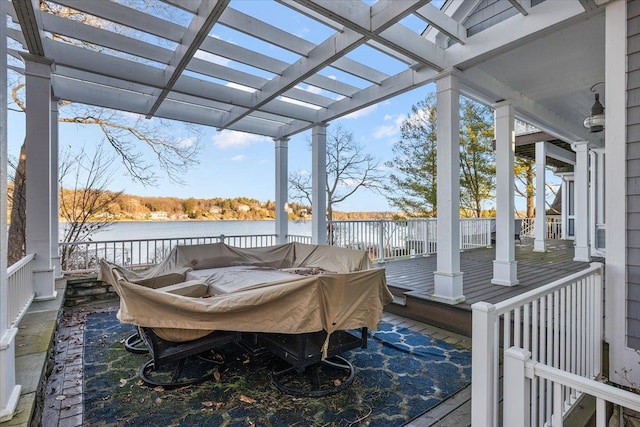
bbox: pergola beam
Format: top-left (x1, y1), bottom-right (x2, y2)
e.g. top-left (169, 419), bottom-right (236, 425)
top-left (292, 0), bottom-right (444, 70)
top-left (11, 0), bottom-right (45, 56)
top-left (146, 0), bottom-right (229, 118)
top-left (52, 76), bottom-right (286, 137)
top-left (280, 66), bottom-right (439, 137)
top-left (506, 0), bottom-right (528, 16)
top-left (44, 42), bottom-right (320, 126)
top-left (414, 3), bottom-right (467, 45)
top-left (218, 29), bottom-right (366, 129)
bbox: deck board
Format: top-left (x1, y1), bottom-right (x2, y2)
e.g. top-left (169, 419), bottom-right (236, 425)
top-left (379, 239), bottom-right (599, 425)
top-left (380, 239), bottom-right (594, 308)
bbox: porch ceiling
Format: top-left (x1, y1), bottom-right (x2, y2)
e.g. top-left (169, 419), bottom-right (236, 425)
top-left (7, 0), bottom-right (605, 144)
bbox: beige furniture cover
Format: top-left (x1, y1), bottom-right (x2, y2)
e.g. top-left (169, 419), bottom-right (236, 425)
top-left (99, 242), bottom-right (393, 347)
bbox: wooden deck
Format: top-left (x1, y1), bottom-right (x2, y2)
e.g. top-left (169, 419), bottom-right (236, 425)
top-left (380, 239), bottom-right (597, 336)
top-left (381, 239), bottom-right (599, 426)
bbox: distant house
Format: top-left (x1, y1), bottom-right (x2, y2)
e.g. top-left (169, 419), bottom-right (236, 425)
top-left (236, 204), bottom-right (250, 213)
top-left (209, 206), bottom-right (222, 214)
top-left (149, 211), bottom-right (168, 219)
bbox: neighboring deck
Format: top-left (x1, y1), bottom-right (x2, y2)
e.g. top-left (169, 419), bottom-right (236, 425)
top-left (381, 239), bottom-right (597, 336)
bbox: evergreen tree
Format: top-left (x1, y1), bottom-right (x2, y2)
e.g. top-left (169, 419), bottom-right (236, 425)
top-left (384, 95), bottom-right (438, 216)
top-left (385, 95), bottom-right (495, 217)
top-left (459, 99), bottom-right (495, 217)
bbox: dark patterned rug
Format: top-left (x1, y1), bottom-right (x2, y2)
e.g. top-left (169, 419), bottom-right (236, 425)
top-left (83, 309), bottom-right (471, 426)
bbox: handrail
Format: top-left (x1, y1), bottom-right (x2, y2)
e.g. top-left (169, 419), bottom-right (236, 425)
top-left (7, 253), bottom-right (35, 276)
top-left (504, 347), bottom-right (640, 426)
top-left (472, 262), bottom-right (604, 427)
top-left (494, 262), bottom-right (603, 314)
top-left (7, 253), bottom-right (36, 328)
top-left (58, 217), bottom-right (564, 273)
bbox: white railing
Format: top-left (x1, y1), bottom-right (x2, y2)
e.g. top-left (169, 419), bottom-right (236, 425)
top-left (7, 254), bottom-right (36, 328)
top-left (520, 216), bottom-right (563, 240)
top-left (328, 219), bottom-right (437, 261)
top-left (460, 218), bottom-right (493, 249)
top-left (59, 217), bottom-right (564, 273)
top-left (287, 234), bottom-right (312, 244)
top-left (504, 347), bottom-right (640, 427)
top-left (547, 215), bottom-right (563, 240)
top-left (471, 262), bottom-right (604, 427)
top-left (59, 234), bottom-right (278, 272)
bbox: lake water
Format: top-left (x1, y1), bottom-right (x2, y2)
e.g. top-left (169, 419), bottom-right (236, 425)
top-left (75, 220), bottom-right (312, 241)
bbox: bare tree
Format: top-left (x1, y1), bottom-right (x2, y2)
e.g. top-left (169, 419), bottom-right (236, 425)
top-left (58, 146), bottom-right (123, 270)
top-left (7, 2), bottom-right (202, 264)
top-left (7, 146), bottom-right (26, 265)
top-left (289, 124), bottom-right (384, 222)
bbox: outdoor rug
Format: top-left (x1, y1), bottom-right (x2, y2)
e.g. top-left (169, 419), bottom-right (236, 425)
top-left (83, 309), bottom-right (471, 426)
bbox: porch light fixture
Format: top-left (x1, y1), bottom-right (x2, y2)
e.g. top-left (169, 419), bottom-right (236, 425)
top-left (583, 82), bottom-right (605, 133)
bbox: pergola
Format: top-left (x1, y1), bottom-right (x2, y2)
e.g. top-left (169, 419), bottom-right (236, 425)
top-left (2, 0), bottom-right (620, 422)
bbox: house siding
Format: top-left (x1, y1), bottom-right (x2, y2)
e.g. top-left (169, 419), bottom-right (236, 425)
top-left (627, 0), bottom-right (640, 350)
top-left (464, 0), bottom-right (519, 37)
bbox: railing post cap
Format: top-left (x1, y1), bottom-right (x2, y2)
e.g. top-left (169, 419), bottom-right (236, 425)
top-left (471, 301), bottom-right (495, 312)
top-left (505, 346), bottom-right (532, 360)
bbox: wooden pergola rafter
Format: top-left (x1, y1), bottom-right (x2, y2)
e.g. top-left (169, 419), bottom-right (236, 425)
top-left (7, 0), bottom-right (595, 141)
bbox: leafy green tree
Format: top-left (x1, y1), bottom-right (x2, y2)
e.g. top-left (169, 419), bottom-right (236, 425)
top-left (384, 95), bottom-right (438, 216)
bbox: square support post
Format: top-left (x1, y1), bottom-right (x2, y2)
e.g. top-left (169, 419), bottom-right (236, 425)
top-left (311, 124), bottom-right (327, 245)
top-left (274, 137), bottom-right (289, 245)
top-left (534, 141), bottom-right (547, 252)
top-left (433, 71), bottom-right (464, 304)
top-left (471, 302), bottom-right (497, 427)
top-left (22, 54), bottom-right (56, 300)
top-left (503, 347), bottom-right (532, 427)
top-left (492, 101), bottom-right (518, 286)
top-left (50, 97), bottom-right (61, 276)
top-left (572, 141), bottom-right (591, 262)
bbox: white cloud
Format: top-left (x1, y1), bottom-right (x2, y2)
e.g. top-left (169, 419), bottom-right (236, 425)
top-left (372, 114), bottom-right (405, 139)
top-left (343, 104), bottom-right (378, 119)
top-left (373, 125), bottom-right (396, 139)
top-left (177, 136), bottom-right (197, 148)
top-left (212, 130), bottom-right (270, 149)
top-left (231, 154), bottom-right (246, 161)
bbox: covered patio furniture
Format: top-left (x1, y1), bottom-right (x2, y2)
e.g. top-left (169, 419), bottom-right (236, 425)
top-left (99, 242), bottom-right (392, 394)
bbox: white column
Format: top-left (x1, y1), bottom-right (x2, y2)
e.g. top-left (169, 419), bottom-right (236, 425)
top-left (534, 141), bottom-right (547, 252)
top-left (604, 0), bottom-right (636, 388)
top-left (560, 176), bottom-right (568, 239)
top-left (22, 54), bottom-right (56, 300)
top-left (590, 149), bottom-right (605, 256)
top-left (433, 71), bottom-right (464, 304)
top-left (50, 97), bottom-right (61, 276)
top-left (572, 141), bottom-right (591, 262)
top-left (311, 125), bottom-right (327, 245)
top-left (492, 101), bottom-right (518, 286)
top-left (274, 137), bottom-right (289, 245)
top-left (0, 0), bottom-right (21, 420)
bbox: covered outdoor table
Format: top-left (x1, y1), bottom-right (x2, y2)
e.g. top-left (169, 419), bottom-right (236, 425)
top-left (100, 242), bottom-right (392, 340)
top-left (99, 242), bottom-right (393, 394)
